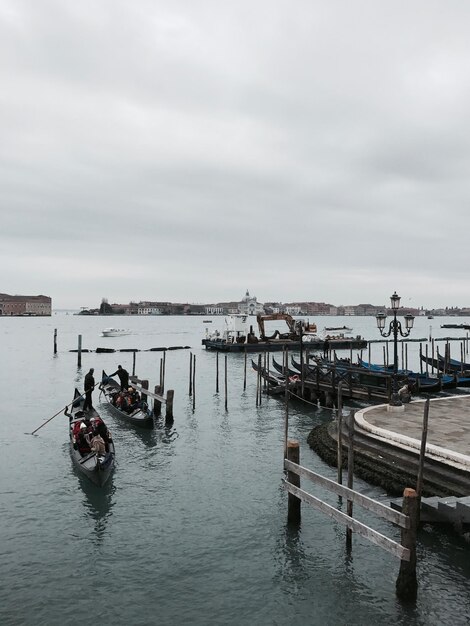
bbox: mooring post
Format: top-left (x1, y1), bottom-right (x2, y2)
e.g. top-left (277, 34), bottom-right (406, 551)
top-left (192, 354), bottom-right (196, 411)
top-left (337, 382), bottom-right (343, 486)
top-left (396, 488), bottom-right (419, 602)
top-left (160, 358), bottom-right (163, 388)
top-left (165, 389), bottom-right (174, 423)
top-left (141, 379), bottom-right (149, 405)
top-left (346, 411), bottom-right (355, 551)
top-left (284, 370), bottom-right (289, 459)
top-left (224, 355), bottom-right (228, 411)
top-left (54, 328), bottom-right (57, 355)
top-left (287, 440), bottom-right (301, 525)
top-left (256, 353), bottom-right (260, 407)
top-left (154, 385), bottom-right (162, 416)
top-left (132, 351), bottom-right (136, 376)
top-left (162, 351), bottom-right (166, 393)
top-left (77, 334), bottom-right (82, 368)
top-left (189, 352), bottom-right (193, 396)
top-left (416, 398), bottom-right (430, 505)
top-left (216, 351), bottom-right (219, 394)
top-left (258, 353), bottom-right (262, 406)
top-left (243, 349), bottom-right (247, 391)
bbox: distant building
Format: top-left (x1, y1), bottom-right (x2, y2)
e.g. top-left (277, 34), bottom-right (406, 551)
top-left (137, 301), bottom-right (164, 315)
top-left (0, 293), bottom-right (51, 316)
top-left (238, 290), bottom-right (264, 315)
top-left (205, 304), bottom-right (224, 315)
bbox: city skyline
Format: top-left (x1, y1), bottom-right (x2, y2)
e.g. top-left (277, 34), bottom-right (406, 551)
top-left (2, 2), bottom-right (470, 308)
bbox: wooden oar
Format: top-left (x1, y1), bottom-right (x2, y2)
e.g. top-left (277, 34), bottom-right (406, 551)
top-left (30, 400), bottom-right (79, 435)
top-left (30, 381), bottom-right (99, 435)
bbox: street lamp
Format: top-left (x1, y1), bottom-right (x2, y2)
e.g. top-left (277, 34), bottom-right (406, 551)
top-left (376, 291), bottom-right (415, 407)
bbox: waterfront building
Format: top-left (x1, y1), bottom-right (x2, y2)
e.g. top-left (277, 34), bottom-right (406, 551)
top-left (0, 293), bottom-right (51, 316)
top-left (205, 304), bottom-right (224, 315)
top-left (238, 290), bottom-right (264, 315)
top-left (137, 301), bottom-right (164, 315)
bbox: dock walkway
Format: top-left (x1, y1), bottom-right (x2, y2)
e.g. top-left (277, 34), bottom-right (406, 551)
top-left (355, 396), bottom-right (470, 525)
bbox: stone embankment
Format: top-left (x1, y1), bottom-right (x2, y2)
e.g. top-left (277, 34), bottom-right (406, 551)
top-left (308, 410), bottom-right (470, 497)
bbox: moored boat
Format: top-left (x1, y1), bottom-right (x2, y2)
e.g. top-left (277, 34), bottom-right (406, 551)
top-left (100, 371), bottom-right (154, 428)
top-left (102, 328), bottom-right (131, 337)
top-left (324, 325), bottom-right (353, 332)
top-left (66, 389), bottom-right (115, 486)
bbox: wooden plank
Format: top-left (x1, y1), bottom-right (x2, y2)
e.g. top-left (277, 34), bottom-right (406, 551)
top-left (283, 480), bottom-right (410, 561)
top-left (284, 459), bottom-right (410, 529)
top-left (128, 382), bottom-right (166, 403)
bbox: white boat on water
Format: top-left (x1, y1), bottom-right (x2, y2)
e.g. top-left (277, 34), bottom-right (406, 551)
top-left (102, 328), bottom-right (131, 337)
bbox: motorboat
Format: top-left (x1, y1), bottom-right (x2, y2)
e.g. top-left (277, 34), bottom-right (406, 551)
top-left (102, 328), bottom-right (131, 337)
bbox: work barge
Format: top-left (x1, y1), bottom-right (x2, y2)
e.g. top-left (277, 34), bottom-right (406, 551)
top-left (202, 313), bottom-right (367, 352)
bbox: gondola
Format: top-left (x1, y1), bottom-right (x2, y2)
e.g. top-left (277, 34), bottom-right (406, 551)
top-left (420, 353), bottom-right (470, 374)
top-left (356, 358), bottom-right (452, 392)
top-left (66, 389), bottom-right (115, 487)
top-left (251, 359), bottom-right (298, 394)
top-left (100, 370), bottom-right (154, 428)
top-left (271, 357), bottom-right (300, 378)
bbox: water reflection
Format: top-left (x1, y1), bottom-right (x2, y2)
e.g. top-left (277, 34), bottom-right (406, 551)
top-left (273, 521), bottom-right (309, 587)
top-left (79, 478), bottom-right (115, 545)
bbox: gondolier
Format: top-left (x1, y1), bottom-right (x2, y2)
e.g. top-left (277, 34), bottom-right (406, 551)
top-left (109, 365), bottom-right (129, 391)
top-left (83, 368), bottom-right (95, 411)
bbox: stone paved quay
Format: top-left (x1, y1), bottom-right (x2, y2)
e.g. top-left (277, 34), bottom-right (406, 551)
top-left (356, 394), bottom-right (470, 471)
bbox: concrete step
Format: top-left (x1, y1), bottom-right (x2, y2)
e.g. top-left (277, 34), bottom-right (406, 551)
top-left (390, 496), bottom-right (470, 524)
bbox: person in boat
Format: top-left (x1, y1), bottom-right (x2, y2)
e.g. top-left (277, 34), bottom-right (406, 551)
top-left (90, 432), bottom-right (106, 455)
top-left (115, 391), bottom-right (131, 412)
top-left (83, 368), bottom-right (95, 412)
top-left (109, 365), bottom-right (129, 391)
top-left (76, 422), bottom-right (92, 455)
top-left (94, 419), bottom-right (112, 452)
top-left (128, 388), bottom-right (142, 412)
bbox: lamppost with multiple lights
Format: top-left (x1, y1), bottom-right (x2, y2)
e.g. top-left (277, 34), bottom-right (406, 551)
top-left (376, 292), bottom-right (415, 407)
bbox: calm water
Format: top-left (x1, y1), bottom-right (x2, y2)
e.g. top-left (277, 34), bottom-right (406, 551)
top-left (1, 314), bottom-right (469, 626)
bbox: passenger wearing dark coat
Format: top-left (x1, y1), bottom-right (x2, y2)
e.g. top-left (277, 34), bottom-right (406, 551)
top-left (110, 365), bottom-right (129, 391)
top-left (83, 368), bottom-right (95, 411)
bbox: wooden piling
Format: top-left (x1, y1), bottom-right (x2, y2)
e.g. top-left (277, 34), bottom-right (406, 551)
top-left (258, 353), bottom-right (262, 406)
top-left (287, 440), bottom-right (301, 524)
top-left (346, 411), bottom-right (355, 551)
top-left (132, 350), bottom-right (136, 376)
top-left (189, 353), bottom-right (193, 396)
top-left (165, 389), bottom-right (174, 423)
top-left (243, 349), bottom-right (247, 391)
top-left (160, 358), bottom-right (163, 388)
top-left (141, 379), bottom-right (149, 405)
top-left (216, 351), bottom-right (219, 394)
top-left (224, 355), bottom-right (228, 411)
top-left (396, 488), bottom-right (419, 601)
top-left (77, 334), bottom-right (82, 368)
top-left (162, 351), bottom-right (166, 393)
top-left (192, 355), bottom-right (196, 411)
top-left (416, 398), bottom-right (430, 502)
top-left (153, 385), bottom-right (162, 416)
top-left (284, 370), bottom-right (289, 459)
top-left (54, 328), bottom-right (57, 355)
top-left (337, 382), bottom-right (343, 486)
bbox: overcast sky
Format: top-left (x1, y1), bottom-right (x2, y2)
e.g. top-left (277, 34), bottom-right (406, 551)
top-left (1, 1), bottom-right (470, 309)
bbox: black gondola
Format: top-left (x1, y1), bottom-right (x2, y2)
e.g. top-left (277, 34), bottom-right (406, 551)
top-left (100, 370), bottom-right (154, 428)
top-left (66, 389), bottom-right (115, 487)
